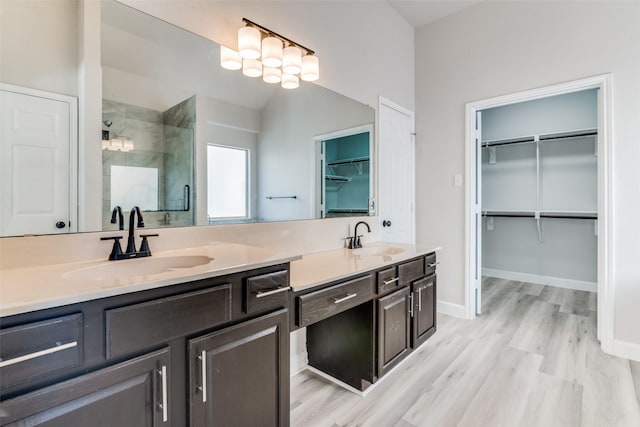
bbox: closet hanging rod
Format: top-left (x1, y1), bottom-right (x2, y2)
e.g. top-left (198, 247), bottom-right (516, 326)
top-left (482, 128), bottom-right (597, 148)
top-left (266, 195), bottom-right (297, 200)
top-left (482, 212), bottom-right (597, 220)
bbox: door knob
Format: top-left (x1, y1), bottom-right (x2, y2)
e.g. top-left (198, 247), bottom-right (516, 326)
top-left (382, 220), bottom-right (392, 227)
top-left (55, 221), bottom-right (66, 229)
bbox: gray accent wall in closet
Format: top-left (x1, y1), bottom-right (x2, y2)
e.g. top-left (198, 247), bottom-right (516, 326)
top-left (481, 89), bottom-right (598, 286)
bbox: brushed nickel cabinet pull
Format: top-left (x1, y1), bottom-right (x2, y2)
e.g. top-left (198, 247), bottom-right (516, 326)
top-left (408, 294), bottom-right (414, 317)
top-left (0, 341), bottom-right (77, 368)
top-left (383, 277), bottom-right (399, 286)
top-left (255, 286), bottom-right (291, 298)
top-left (199, 350), bottom-right (207, 403)
top-left (418, 288), bottom-right (422, 312)
top-left (159, 365), bottom-right (168, 422)
top-left (333, 293), bottom-right (357, 304)
top-left (428, 262), bottom-right (440, 268)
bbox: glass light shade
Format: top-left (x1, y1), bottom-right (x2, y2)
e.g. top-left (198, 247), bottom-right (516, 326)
top-left (220, 46), bottom-right (242, 70)
top-left (242, 58), bottom-right (262, 77)
top-left (263, 66), bottom-right (282, 84)
top-left (282, 45), bottom-right (302, 74)
top-left (101, 140), bottom-right (110, 150)
top-left (301, 55), bottom-right (319, 81)
top-left (122, 139), bottom-right (135, 152)
top-left (238, 26), bottom-right (261, 59)
top-left (111, 138), bottom-right (123, 151)
top-left (281, 73), bottom-right (299, 89)
top-left (262, 37), bottom-right (283, 67)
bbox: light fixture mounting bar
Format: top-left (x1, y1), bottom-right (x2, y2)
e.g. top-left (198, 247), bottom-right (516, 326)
top-left (242, 17), bottom-right (314, 55)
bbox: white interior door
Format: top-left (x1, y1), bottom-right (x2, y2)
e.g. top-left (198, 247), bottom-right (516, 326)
top-left (378, 97), bottom-right (415, 244)
top-left (1, 85), bottom-right (76, 236)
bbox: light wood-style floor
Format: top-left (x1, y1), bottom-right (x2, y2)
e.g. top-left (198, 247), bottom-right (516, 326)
top-left (290, 278), bottom-right (640, 427)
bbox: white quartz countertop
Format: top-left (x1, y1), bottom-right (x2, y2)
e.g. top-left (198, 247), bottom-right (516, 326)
top-left (290, 242), bottom-right (441, 292)
top-left (0, 242), bottom-right (301, 318)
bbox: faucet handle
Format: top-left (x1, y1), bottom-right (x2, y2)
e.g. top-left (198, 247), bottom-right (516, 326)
top-left (344, 236), bottom-right (354, 249)
top-left (100, 236), bottom-right (124, 261)
top-left (139, 234), bottom-right (159, 255)
top-left (355, 235), bottom-right (364, 248)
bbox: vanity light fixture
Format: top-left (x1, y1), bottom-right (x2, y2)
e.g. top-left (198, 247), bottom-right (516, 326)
top-left (102, 137), bottom-right (134, 152)
top-left (220, 18), bottom-right (319, 89)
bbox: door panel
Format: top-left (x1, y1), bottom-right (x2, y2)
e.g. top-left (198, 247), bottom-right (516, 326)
top-left (377, 287), bottom-right (411, 377)
top-left (0, 87), bottom-right (74, 236)
top-left (0, 348), bottom-right (170, 427)
top-left (189, 309), bottom-right (289, 427)
top-left (412, 274), bottom-right (437, 348)
top-left (379, 99), bottom-right (415, 244)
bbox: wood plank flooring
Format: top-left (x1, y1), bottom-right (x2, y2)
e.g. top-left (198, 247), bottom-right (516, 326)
top-left (290, 278), bottom-right (640, 427)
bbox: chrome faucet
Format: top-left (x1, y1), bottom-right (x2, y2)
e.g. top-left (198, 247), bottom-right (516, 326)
top-left (110, 206), bottom-right (124, 230)
top-left (126, 206), bottom-right (145, 254)
top-left (348, 221), bottom-right (371, 249)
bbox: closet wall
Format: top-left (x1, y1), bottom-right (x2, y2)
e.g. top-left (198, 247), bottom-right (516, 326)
top-left (481, 89), bottom-right (598, 289)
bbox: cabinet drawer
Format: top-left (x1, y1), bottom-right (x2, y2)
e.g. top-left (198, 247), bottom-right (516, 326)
top-left (425, 252), bottom-right (437, 276)
top-left (296, 275), bottom-right (373, 327)
top-left (377, 266), bottom-right (399, 295)
top-left (244, 270), bottom-right (290, 315)
top-left (0, 313), bottom-right (83, 391)
top-left (398, 258), bottom-right (425, 285)
top-left (106, 284), bottom-right (232, 359)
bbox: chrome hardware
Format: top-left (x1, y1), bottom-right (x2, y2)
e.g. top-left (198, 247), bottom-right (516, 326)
top-left (199, 350), bottom-right (207, 403)
top-left (255, 286), bottom-right (291, 298)
top-left (0, 341), bottom-right (77, 368)
top-left (428, 262), bottom-right (440, 268)
top-left (383, 277), bottom-right (399, 286)
top-left (408, 294), bottom-right (414, 317)
top-left (418, 288), bottom-right (422, 312)
top-left (159, 365), bottom-right (168, 422)
top-left (333, 293), bottom-right (357, 304)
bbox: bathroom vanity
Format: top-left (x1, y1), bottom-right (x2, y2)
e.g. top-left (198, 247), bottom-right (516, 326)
top-left (0, 242), bottom-right (438, 426)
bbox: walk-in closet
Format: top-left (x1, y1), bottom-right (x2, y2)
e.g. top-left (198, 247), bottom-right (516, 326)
top-left (480, 89), bottom-right (598, 295)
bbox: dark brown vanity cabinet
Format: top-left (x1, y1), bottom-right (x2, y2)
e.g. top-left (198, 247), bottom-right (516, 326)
top-left (0, 263), bottom-right (290, 427)
top-left (411, 274), bottom-right (437, 349)
top-left (302, 252), bottom-right (437, 392)
top-left (0, 348), bottom-right (170, 426)
top-left (377, 286), bottom-right (411, 376)
top-left (189, 309), bottom-right (289, 427)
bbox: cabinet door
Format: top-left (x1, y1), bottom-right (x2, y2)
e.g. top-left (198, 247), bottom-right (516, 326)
top-left (377, 287), bottom-right (411, 377)
top-left (189, 309), bottom-right (289, 427)
top-left (412, 274), bottom-right (437, 349)
top-left (0, 348), bottom-right (170, 427)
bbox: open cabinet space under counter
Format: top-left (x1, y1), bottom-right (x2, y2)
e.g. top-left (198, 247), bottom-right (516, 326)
top-left (289, 243), bottom-right (440, 394)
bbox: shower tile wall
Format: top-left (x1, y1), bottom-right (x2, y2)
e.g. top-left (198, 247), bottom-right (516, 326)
top-left (102, 99), bottom-right (165, 229)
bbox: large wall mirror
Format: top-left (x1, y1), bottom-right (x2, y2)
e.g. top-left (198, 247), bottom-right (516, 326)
top-left (0, 0), bottom-right (375, 237)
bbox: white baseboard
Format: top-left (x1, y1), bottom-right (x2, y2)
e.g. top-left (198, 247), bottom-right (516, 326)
top-left (482, 268), bottom-right (597, 293)
top-left (612, 339), bottom-right (640, 363)
top-left (291, 351), bottom-right (309, 376)
top-left (437, 300), bottom-right (466, 318)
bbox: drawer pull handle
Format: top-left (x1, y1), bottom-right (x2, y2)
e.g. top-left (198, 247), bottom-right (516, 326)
top-left (409, 294), bottom-right (414, 317)
top-left (383, 277), bottom-right (399, 286)
top-left (159, 365), bottom-right (168, 422)
top-left (198, 350), bottom-right (207, 403)
top-left (428, 262), bottom-right (440, 268)
top-left (418, 288), bottom-right (422, 312)
top-left (0, 341), bottom-right (77, 368)
top-left (333, 293), bottom-right (357, 304)
top-left (255, 286), bottom-right (291, 298)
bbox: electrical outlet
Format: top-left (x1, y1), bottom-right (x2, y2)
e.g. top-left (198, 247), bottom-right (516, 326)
top-left (454, 174), bottom-right (463, 187)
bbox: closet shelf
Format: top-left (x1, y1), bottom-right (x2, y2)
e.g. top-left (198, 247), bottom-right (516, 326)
top-left (482, 210), bottom-right (597, 220)
top-left (482, 128), bottom-right (597, 148)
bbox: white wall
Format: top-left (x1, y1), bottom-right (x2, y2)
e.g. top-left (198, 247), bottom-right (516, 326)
top-left (0, 0), bottom-right (79, 96)
top-left (415, 2), bottom-right (640, 346)
top-left (119, 0), bottom-right (415, 111)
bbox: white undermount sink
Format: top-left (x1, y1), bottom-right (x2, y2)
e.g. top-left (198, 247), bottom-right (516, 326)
top-left (351, 246), bottom-right (405, 257)
top-left (63, 255), bottom-right (214, 281)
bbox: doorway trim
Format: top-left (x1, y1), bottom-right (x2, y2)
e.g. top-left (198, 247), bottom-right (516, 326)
top-left (464, 74), bottom-right (613, 352)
